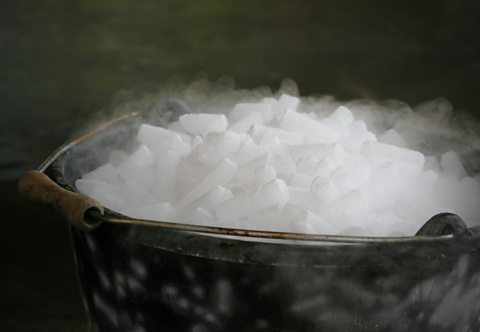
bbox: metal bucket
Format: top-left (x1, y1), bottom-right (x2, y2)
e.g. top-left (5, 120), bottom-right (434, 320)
top-left (18, 111), bottom-right (480, 332)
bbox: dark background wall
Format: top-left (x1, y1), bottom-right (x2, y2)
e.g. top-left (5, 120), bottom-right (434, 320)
top-left (1, 0), bottom-right (479, 330)
top-left (2, 0), bottom-right (480, 177)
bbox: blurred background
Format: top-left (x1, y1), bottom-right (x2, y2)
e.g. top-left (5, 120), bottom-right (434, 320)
top-left (1, 0), bottom-right (479, 330)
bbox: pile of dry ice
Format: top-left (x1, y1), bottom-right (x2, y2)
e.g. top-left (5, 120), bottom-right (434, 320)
top-left (76, 94), bottom-right (480, 236)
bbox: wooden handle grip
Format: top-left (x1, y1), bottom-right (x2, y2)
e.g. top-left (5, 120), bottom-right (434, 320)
top-left (18, 170), bottom-right (104, 231)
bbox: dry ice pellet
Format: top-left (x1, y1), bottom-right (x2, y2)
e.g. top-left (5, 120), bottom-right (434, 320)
top-left (76, 94), bottom-right (480, 236)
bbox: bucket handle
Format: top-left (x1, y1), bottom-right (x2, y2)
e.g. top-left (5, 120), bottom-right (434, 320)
top-left (416, 213), bottom-right (470, 238)
top-left (18, 170), bottom-right (104, 231)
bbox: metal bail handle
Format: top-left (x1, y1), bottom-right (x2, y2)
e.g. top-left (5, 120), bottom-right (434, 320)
top-left (17, 170), bottom-right (104, 231)
top-left (416, 212), bottom-right (470, 238)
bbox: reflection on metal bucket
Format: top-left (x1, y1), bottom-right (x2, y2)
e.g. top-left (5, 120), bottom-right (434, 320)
top-left (72, 223), bottom-right (480, 332)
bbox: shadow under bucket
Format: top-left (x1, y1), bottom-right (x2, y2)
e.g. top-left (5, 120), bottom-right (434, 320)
top-left (19, 112), bottom-right (480, 332)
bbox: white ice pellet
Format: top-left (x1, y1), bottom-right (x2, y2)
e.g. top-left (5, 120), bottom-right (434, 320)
top-left (424, 155), bottom-right (441, 173)
top-left (76, 179), bottom-right (126, 212)
top-left (315, 159), bottom-right (336, 178)
top-left (264, 153), bottom-right (295, 179)
top-left (153, 151), bottom-right (179, 202)
top-left (322, 106), bottom-right (354, 130)
top-left (288, 186), bottom-right (321, 211)
top-left (289, 172), bottom-right (314, 189)
top-left (348, 120), bottom-right (369, 136)
top-left (116, 145), bottom-right (154, 180)
top-left (200, 186), bottom-right (234, 209)
top-left (329, 190), bottom-right (367, 217)
top-left (137, 124), bottom-right (176, 146)
top-left (205, 131), bottom-right (241, 153)
top-left (171, 140), bottom-right (192, 158)
top-left (291, 220), bottom-right (316, 234)
top-left (294, 210), bottom-right (337, 235)
top-left (229, 103), bottom-right (263, 122)
top-left (236, 154), bottom-right (271, 184)
top-left (330, 167), bottom-right (356, 194)
top-left (228, 102), bottom-right (270, 124)
top-left (280, 109), bottom-right (339, 144)
top-left (196, 144), bottom-right (224, 167)
top-left (363, 141), bottom-right (425, 175)
top-left (176, 159), bottom-right (238, 210)
top-left (183, 185), bottom-right (234, 214)
top-left (83, 163), bottom-right (120, 184)
top-left (179, 113), bottom-right (228, 136)
top-left (364, 162), bottom-right (404, 209)
top-left (333, 144), bottom-right (346, 165)
top-left (379, 129), bottom-right (408, 148)
top-left (191, 135), bottom-right (204, 149)
top-left (244, 204), bottom-right (301, 232)
top-left (229, 112), bottom-right (265, 133)
top-left (182, 207), bottom-right (214, 225)
top-left (289, 144), bottom-right (335, 163)
top-left (342, 120), bottom-right (377, 152)
top-left (167, 121), bottom-right (188, 136)
top-left (342, 154), bottom-right (371, 188)
top-left (310, 175), bottom-right (341, 202)
top-left (144, 131), bottom-right (190, 158)
top-left (228, 137), bottom-right (266, 165)
top-left (260, 97), bottom-right (278, 118)
top-left (215, 194), bottom-right (253, 222)
top-left (408, 170), bottom-right (438, 197)
top-left (121, 202), bottom-right (176, 221)
top-left (77, 93), bottom-right (480, 236)
top-left (122, 180), bottom-right (155, 208)
top-left (252, 130), bottom-right (283, 153)
top-left (331, 106), bottom-right (354, 126)
top-left (440, 151), bottom-right (467, 180)
top-left (274, 94), bottom-right (300, 118)
top-left (253, 179), bottom-right (290, 212)
top-left (215, 179), bottom-right (289, 221)
top-left (174, 156), bottom-right (210, 198)
top-left (296, 156), bottom-right (318, 176)
top-left (128, 165), bottom-right (156, 193)
top-left (254, 165), bottom-right (277, 187)
top-left (249, 125), bottom-right (304, 145)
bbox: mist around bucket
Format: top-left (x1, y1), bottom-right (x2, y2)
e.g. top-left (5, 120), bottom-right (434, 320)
top-left (74, 79), bottom-right (480, 237)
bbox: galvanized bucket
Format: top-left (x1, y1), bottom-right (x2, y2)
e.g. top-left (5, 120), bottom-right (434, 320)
top-left (19, 111), bottom-right (480, 332)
